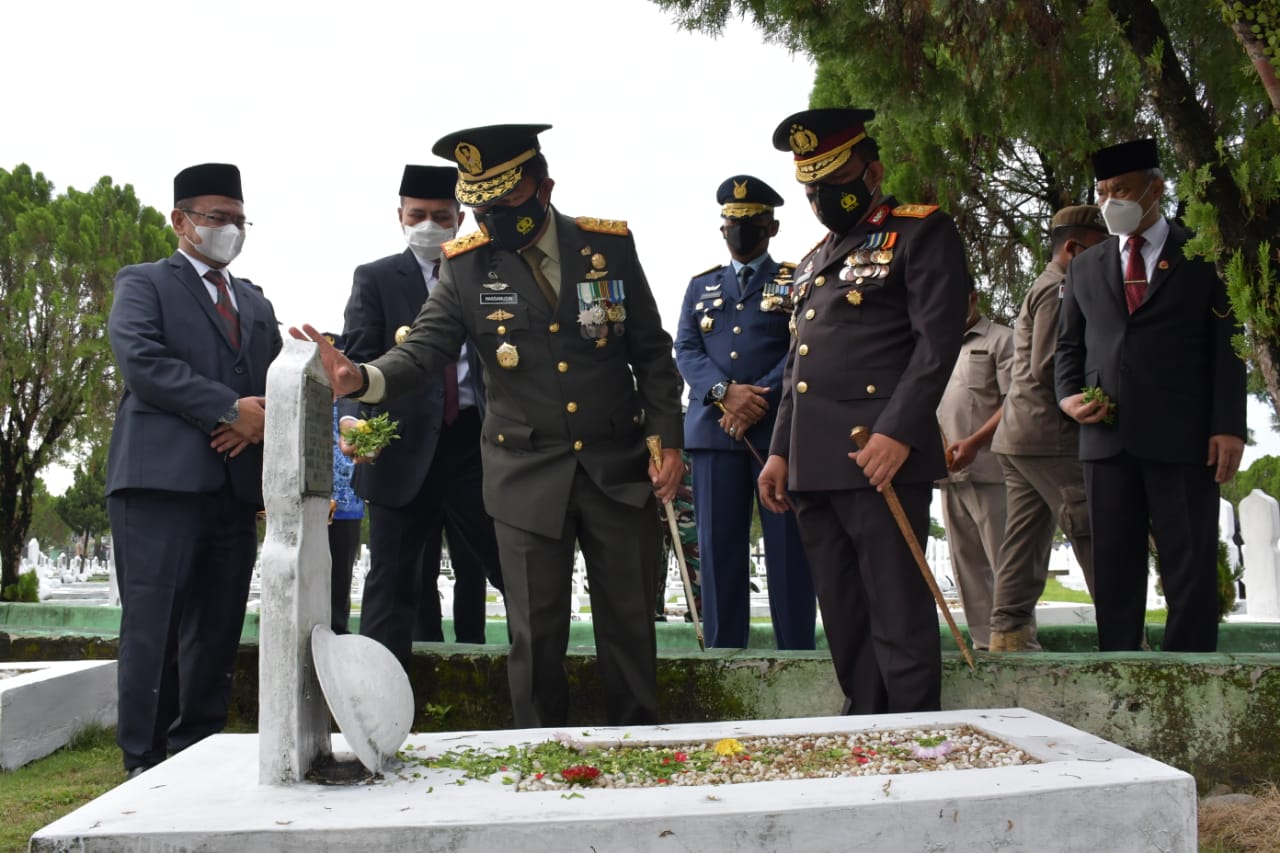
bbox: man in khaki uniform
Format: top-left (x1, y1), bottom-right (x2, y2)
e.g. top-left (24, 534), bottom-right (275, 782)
top-left (295, 124), bottom-right (683, 727)
top-left (936, 285), bottom-right (1013, 651)
top-left (987, 205), bottom-right (1107, 651)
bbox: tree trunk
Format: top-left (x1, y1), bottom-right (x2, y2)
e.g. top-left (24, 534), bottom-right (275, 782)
top-left (1255, 335), bottom-right (1280, 427)
top-left (1231, 18), bottom-right (1280, 113)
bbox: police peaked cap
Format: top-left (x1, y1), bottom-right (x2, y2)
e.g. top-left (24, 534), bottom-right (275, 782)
top-left (772, 108), bottom-right (876, 183)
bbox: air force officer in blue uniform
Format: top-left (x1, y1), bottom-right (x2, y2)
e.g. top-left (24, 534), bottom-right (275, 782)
top-left (674, 176), bottom-right (815, 649)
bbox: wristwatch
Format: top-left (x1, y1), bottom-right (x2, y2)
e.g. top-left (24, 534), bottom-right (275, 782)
top-left (708, 380), bottom-right (730, 404)
top-left (219, 398), bottom-right (240, 424)
top-left (343, 365), bottom-right (371, 400)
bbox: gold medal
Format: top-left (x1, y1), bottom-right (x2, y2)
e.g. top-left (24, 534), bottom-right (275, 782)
top-left (872, 249), bottom-right (894, 264)
top-left (606, 304), bottom-right (626, 322)
top-left (700, 315), bottom-right (714, 333)
top-left (846, 290), bottom-right (863, 306)
top-left (394, 325), bottom-right (412, 345)
top-left (496, 342), bottom-right (519, 369)
top-left (591, 252), bottom-right (607, 270)
top-left (713, 298), bottom-right (724, 307)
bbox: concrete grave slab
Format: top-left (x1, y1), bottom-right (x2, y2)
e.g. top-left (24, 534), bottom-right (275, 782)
top-left (0, 660), bottom-right (116, 770)
top-left (32, 708), bottom-right (1195, 852)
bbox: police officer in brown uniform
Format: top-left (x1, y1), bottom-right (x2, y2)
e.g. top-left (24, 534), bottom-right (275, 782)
top-left (295, 124), bottom-right (683, 727)
top-left (759, 108), bottom-right (969, 714)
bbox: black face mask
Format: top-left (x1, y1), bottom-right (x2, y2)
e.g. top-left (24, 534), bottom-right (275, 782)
top-left (811, 166), bottom-right (874, 234)
top-left (479, 187), bottom-right (550, 250)
top-left (724, 220), bottom-right (768, 256)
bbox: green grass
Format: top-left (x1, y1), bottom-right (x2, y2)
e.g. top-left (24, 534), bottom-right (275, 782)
top-left (0, 726), bottom-right (123, 852)
top-left (1042, 575), bottom-right (1167, 624)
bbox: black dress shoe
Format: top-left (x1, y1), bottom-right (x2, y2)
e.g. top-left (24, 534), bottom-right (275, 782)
top-left (126, 766), bottom-right (148, 780)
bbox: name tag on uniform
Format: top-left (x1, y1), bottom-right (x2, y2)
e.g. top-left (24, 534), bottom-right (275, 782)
top-left (480, 293), bottom-right (519, 305)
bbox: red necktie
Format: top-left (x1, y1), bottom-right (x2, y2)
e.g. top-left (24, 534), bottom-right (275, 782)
top-left (1124, 235), bottom-right (1147, 315)
top-left (204, 269), bottom-right (240, 349)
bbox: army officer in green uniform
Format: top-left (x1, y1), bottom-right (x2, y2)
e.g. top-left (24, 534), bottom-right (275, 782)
top-left (294, 124), bottom-right (683, 728)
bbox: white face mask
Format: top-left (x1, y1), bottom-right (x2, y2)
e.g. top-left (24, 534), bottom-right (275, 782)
top-left (187, 218), bottom-right (245, 265)
top-left (403, 220), bottom-right (456, 261)
top-left (1100, 182), bottom-right (1155, 237)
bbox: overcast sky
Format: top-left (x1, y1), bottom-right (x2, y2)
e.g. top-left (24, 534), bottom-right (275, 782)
top-left (5, 0), bottom-right (1278, 492)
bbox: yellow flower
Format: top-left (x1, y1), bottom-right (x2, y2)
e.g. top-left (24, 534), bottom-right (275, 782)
top-left (357, 421), bottom-right (371, 433)
top-left (714, 738), bottom-right (744, 756)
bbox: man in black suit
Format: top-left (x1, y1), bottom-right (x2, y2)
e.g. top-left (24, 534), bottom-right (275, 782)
top-left (1056, 138), bottom-right (1246, 652)
top-left (296, 124), bottom-right (683, 728)
top-left (106, 163), bottom-right (282, 775)
top-left (758, 109), bottom-right (969, 714)
top-left (341, 165), bottom-right (503, 665)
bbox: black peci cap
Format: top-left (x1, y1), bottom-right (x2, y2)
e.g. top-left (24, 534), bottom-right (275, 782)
top-left (173, 163), bottom-right (242, 206)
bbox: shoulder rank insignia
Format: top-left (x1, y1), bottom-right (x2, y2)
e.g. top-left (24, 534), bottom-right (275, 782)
top-left (576, 216), bottom-right (630, 236)
top-left (892, 204), bottom-right (940, 219)
top-left (443, 229), bottom-right (491, 258)
top-left (694, 263), bottom-right (724, 278)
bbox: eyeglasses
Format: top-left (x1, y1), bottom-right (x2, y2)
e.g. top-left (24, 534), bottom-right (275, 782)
top-left (180, 208), bottom-right (252, 229)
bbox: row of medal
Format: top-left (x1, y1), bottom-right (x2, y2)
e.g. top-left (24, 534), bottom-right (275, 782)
top-left (577, 278), bottom-right (627, 344)
top-left (839, 231), bottom-right (897, 283)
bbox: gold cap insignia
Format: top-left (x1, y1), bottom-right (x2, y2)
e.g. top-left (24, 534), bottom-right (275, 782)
top-left (789, 124), bottom-right (818, 155)
top-left (733, 179), bottom-right (749, 200)
top-left (455, 142), bottom-right (483, 175)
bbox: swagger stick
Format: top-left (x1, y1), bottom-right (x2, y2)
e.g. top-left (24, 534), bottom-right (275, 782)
top-left (647, 435), bottom-right (704, 650)
top-left (850, 426), bottom-right (976, 670)
top-left (714, 401), bottom-right (794, 513)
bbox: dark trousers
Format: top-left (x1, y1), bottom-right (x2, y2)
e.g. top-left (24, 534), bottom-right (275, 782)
top-left (793, 485), bottom-right (941, 714)
top-left (361, 408), bottom-right (502, 667)
top-left (497, 466), bottom-right (659, 728)
top-left (1085, 453), bottom-right (1221, 651)
top-left (108, 486), bottom-right (257, 771)
top-left (328, 517), bottom-right (361, 634)
top-left (689, 449), bottom-right (815, 649)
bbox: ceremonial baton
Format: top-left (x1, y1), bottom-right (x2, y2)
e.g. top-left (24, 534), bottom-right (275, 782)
top-left (850, 426), bottom-right (976, 670)
top-left (714, 401), bottom-right (794, 513)
top-left (646, 435), bottom-right (704, 650)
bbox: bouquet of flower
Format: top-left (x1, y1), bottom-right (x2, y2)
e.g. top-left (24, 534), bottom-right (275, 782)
top-left (1080, 385), bottom-right (1116, 425)
top-left (341, 412), bottom-right (400, 458)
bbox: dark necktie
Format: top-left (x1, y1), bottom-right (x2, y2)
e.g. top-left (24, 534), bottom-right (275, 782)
top-left (443, 364), bottom-right (459, 426)
top-left (1124, 235), bottom-right (1147, 314)
top-left (204, 269), bottom-right (240, 350)
top-left (522, 245), bottom-right (558, 307)
top-left (740, 265), bottom-right (752, 295)
top-left (428, 260), bottom-right (459, 425)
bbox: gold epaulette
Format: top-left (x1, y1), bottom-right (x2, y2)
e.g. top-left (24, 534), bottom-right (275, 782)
top-left (694, 263), bottom-right (725, 278)
top-left (443, 229), bottom-right (491, 258)
top-left (576, 216), bottom-right (630, 236)
top-left (892, 204), bottom-right (940, 219)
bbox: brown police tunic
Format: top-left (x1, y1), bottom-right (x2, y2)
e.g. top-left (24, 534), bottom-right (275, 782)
top-left (770, 197), bottom-right (969, 714)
